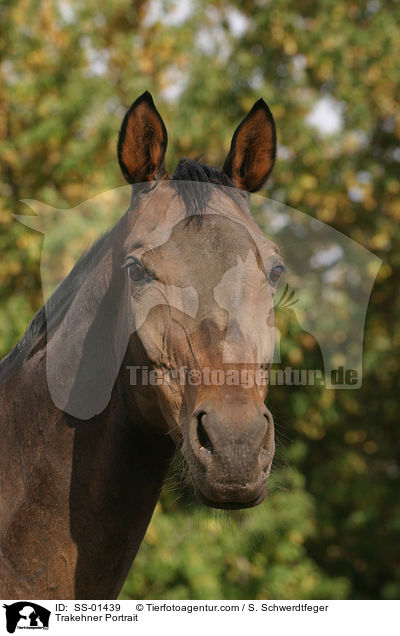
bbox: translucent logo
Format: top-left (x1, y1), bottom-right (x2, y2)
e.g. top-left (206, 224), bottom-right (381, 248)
top-left (16, 181), bottom-right (381, 418)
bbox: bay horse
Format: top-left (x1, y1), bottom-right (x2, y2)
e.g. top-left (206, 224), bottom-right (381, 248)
top-left (0, 92), bottom-right (284, 599)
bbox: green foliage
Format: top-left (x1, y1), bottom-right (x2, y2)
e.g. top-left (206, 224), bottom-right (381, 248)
top-left (120, 468), bottom-right (349, 600)
top-left (1, 0), bottom-right (399, 599)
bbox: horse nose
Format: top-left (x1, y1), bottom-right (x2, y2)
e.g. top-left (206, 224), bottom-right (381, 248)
top-left (188, 403), bottom-right (271, 473)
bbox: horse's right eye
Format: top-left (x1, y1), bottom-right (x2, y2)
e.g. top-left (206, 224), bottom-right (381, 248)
top-left (126, 261), bottom-right (152, 285)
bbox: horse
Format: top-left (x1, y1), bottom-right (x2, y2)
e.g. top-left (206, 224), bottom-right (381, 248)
top-left (0, 91), bottom-right (284, 599)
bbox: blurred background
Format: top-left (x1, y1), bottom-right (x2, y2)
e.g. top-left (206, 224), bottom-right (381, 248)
top-left (0, 0), bottom-right (399, 599)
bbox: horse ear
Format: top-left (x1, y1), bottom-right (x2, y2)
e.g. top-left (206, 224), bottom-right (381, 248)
top-left (223, 98), bottom-right (276, 193)
top-left (118, 91), bottom-right (168, 184)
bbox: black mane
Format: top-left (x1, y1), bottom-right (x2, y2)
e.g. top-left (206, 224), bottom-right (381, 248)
top-left (172, 157), bottom-right (232, 186)
top-left (0, 233), bottom-right (110, 373)
top-left (172, 158), bottom-right (244, 216)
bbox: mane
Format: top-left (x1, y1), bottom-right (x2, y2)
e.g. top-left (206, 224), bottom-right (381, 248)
top-left (172, 157), bottom-right (232, 186)
top-left (0, 232), bottom-right (111, 374)
top-left (172, 158), bottom-right (245, 216)
top-left (1, 158), bottom-right (245, 373)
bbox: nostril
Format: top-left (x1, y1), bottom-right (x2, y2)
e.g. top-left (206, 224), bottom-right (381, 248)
top-left (263, 407), bottom-right (273, 430)
top-left (262, 413), bottom-right (270, 441)
top-left (259, 407), bottom-right (274, 472)
top-left (196, 413), bottom-right (213, 454)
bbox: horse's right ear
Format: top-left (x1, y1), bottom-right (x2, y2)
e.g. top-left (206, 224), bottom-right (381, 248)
top-left (118, 91), bottom-right (168, 183)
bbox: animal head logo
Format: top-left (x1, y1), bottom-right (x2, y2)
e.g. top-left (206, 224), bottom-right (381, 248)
top-left (16, 183), bottom-right (381, 419)
top-left (3, 602), bottom-right (50, 633)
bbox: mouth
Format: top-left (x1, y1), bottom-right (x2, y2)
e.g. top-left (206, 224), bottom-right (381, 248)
top-left (193, 483), bottom-right (266, 510)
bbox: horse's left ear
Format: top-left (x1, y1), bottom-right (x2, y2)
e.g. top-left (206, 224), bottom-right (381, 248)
top-left (223, 99), bottom-right (276, 192)
top-left (118, 91), bottom-right (168, 183)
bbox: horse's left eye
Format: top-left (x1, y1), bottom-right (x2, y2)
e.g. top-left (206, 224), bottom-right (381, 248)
top-left (270, 265), bottom-right (284, 286)
top-left (126, 261), bottom-right (152, 285)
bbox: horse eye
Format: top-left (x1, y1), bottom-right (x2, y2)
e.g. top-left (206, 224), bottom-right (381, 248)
top-left (126, 261), bottom-right (151, 285)
top-left (270, 265), bottom-right (284, 286)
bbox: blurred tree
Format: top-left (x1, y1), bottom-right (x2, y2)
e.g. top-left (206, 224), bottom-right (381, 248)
top-left (0, 0), bottom-right (399, 599)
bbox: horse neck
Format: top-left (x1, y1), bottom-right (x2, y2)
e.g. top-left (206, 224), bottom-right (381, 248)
top-left (0, 326), bottom-right (175, 599)
top-left (68, 377), bottom-right (175, 597)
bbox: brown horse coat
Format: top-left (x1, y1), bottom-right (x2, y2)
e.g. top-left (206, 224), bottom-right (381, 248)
top-left (0, 92), bottom-right (282, 598)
